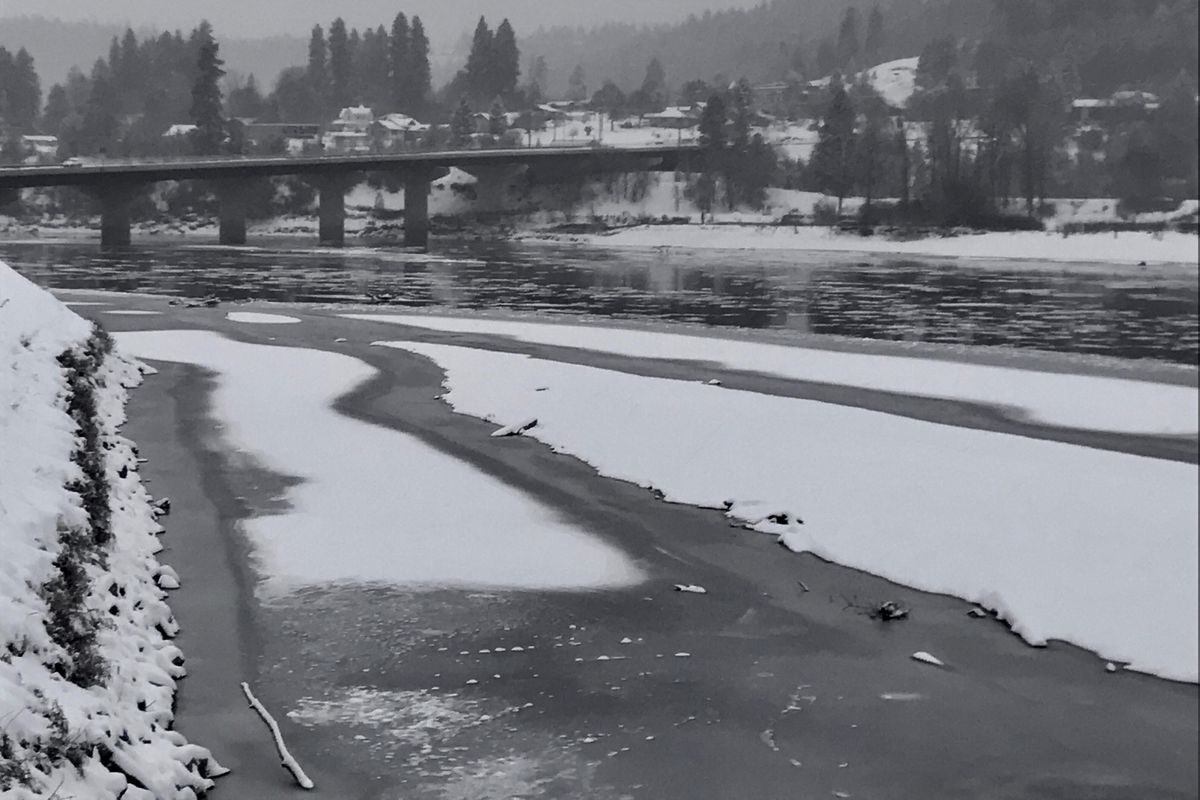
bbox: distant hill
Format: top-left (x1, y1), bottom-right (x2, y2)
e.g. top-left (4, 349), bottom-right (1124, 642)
top-left (516, 0), bottom-right (991, 97)
top-left (0, 16), bottom-right (306, 88)
top-left (518, 0), bottom-right (1198, 98)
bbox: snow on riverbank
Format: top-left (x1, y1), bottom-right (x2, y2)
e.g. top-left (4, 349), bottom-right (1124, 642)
top-left (347, 314), bottom-right (1198, 436)
top-left (0, 262), bottom-right (221, 797)
top-left (564, 225), bottom-right (1200, 265)
top-left (113, 330), bottom-right (639, 592)
top-left (378, 341), bottom-right (1199, 682)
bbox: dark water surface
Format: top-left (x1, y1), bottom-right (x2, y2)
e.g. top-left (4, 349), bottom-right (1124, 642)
top-left (4, 237), bottom-right (1197, 365)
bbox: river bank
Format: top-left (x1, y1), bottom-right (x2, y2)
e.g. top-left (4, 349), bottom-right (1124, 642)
top-left (61, 293), bottom-right (1198, 798)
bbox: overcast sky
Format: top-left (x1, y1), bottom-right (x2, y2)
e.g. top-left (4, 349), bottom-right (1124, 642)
top-left (0, 0), bottom-right (760, 42)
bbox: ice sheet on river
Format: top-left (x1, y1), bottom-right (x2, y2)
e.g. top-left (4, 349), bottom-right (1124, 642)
top-left (379, 340), bottom-right (1199, 682)
top-left (114, 330), bottom-right (640, 593)
top-left (347, 314), bottom-right (1198, 436)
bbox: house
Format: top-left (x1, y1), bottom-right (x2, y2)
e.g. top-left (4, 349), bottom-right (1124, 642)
top-left (1070, 91), bottom-right (1161, 125)
top-left (370, 113), bottom-right (430, 149)
top-left (19, 134), bottom-right (58, 157)
top-left (322, 106), bottom-right (375, 153)
top-left (241, 122), bottom-right (321, 154)
top-left (643, 106), bottom-right (702, 129)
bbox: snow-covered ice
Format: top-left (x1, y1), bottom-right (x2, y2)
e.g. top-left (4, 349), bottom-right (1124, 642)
top-left (348, 314), bottom-right (1198, 436)
top-left (377, 341), bottom-right (1199, 682)
top-left (113, 329), bottom-right (640, 591)
top-left (226, 311), bottom-right (302, 324)
top-left (573, 225), bottom-right (1200, 265)
top-left (103, 309), bottom-right (163, 316)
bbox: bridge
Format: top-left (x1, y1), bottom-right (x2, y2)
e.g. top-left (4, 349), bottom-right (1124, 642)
top-left (0, 144), bottom-right (698, 249)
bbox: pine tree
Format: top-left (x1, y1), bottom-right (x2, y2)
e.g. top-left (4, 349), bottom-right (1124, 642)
top-left (489, 97), bottom-right (508, 137)
top-left (80, 61), bottom-right (119, 155)
top-left (865, 6), bottom-right (885, 62)
top-left (227, 74), bottom-right (265, 119)
top-left (409, 17), bottom-right (432, 114)
top-left (810, 82), bottom-right (856, 214)
top-left (817, 39), bottom-right (838, 76)
top-left (465, 17), bottom-right (494, 104)
top-left (451, 98), bottom-right (474, 146)
top-left (836, 7), bottom-right (860, 69)
top-left (42, 84), bottom-right (71, 136)
top-left (5, 47), bottom-right (42, 132)
top-left (328, 18), bottom-right (351, 110)
top-left (190, 29), bottom-right (226, 155)
top-left (389, 12), bottom-right (411, 110)
top-left (307, 25), bottom-right (329, 116)
top-left (493, 19), bottom-right (521, 103)
top-left (567, 64), bottom-right (588, 102)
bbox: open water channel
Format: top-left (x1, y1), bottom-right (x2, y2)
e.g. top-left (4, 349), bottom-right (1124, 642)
top-left (3, 236), bottom-right (1197, 364)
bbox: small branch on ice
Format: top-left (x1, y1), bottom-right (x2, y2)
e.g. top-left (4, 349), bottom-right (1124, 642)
top-left (796, 580), bottom-right (810, 593)
top-left (674, 584), bottom-right (707, 594)
top-left (239, 682), bottom-right (314, 790)
top-left (490, 417), bottom-right (538, 438)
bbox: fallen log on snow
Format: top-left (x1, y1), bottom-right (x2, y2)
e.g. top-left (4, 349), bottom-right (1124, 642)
top-left (239, 681), bottom-right (314, 789)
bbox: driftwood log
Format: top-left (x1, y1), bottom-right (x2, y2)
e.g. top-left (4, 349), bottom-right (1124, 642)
top-left (239, 681), bottom-right (314, 789)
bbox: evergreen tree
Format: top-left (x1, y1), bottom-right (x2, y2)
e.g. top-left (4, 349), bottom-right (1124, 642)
top-left (227, 74), bottom-right (265, 119)
top-left (693, 93), bottom-right (729, 218)
top-left (865, 6), bottom-right (885, 62)
top-left (307, 25), bottom-right (329, 115)
top-left (567, 64), bottom-right (588, 102)
top-left (451, 98), bottom-right (474, 146)
top-left (5, 47), bottom-right (42, 132)
top-left (409, 17), bottom-right (432, 114)
top-left (698, 93), bottom-right (728, 150)
top-left (389, 12), bottom-right (411, 110)
top-left (465, 17), bottom-right (494, 104)
top-left (190, 29), bottom-right (226, 155)
top-left (79, 61), bottom-right (119, 155)
top-left (489, 97), bottom-right (508, 137)
top-left (631, 57), bottom-right (667, 114)
top-left (816, 39), bottom-right (838, 76)
top-left (328, 18), bottom-right (351, 109)
top-left (273, 66), bottom-right (322, 122)
top-left (493, 19), bottom-right (521, 103)
top-left (42, 83), bottom-right (71, 136)
top-left (592, 81), bottom-right (627, 121)
top-left (358, 25), bottom-right (391, 110)
top-left (526, 56), bottom-right (548, 106)
top-left (836, 7), bottom-right (860, 69)
top-left (810, 82), bottom-right (856, 214)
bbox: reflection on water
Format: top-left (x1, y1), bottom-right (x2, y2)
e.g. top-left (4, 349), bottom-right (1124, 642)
top-left (3, 237), bottom-right (1196, 365)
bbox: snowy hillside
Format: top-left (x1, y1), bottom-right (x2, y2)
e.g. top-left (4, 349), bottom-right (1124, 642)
top-left (0, 263), bottom-right (223, 798)
top-left (810, 56), bottom-right (920, 109)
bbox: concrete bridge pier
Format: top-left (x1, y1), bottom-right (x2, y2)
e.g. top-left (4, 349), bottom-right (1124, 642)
top-left (216, 179), bottom-right (250, 245)
top-left (403, 171), bottom-right (432, 250)
top-left (317, 174), bottom-right (349, 246)
top-left (95, 183), bottom-right (139, 248)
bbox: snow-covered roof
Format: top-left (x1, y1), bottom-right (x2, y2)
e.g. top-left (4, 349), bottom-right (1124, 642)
top-left (163, 124), bottom-right (197, 137)
top-left (647, 107), bottom-right (700, 119)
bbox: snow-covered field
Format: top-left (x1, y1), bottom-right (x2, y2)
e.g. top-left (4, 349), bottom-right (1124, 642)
top-left (113, 330), bottom-right (639, 592)
top-left (565, 224), bottom-right (1200, 265)
top-left (376, 341), bottom-right (1199, 682)
top-left (0, 262), bottom-right (222, 797)
top-left (346, 314), bottom-right (1198, 436)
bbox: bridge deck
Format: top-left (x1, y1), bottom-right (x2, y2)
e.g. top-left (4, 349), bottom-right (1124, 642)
top-left (0, 144), bottom-right (698, 189)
